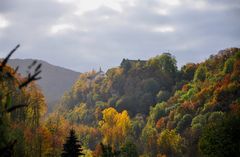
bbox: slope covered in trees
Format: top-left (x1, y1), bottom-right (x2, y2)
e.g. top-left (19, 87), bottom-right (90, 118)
top-left (1, 47), bottom-right (240, 157)
top-left (58, 53), bottom-right (179, 117)
top-left (53, 48), bottom-right (240, 157)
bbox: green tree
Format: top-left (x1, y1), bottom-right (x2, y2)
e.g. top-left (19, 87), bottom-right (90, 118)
top-left (157, 129), bottom-right (183, 157)
top-left (141, 125), bottom-right (158, 156)
top-left (141, 78), bottom-right (160, 93)
top-left (61, 129), bottom-right (84, 157)
top-left (156, 90), bottom-right (170, 103)
top-left (120, 140), bottom-right (138, 157)
top-left (223, 57), bottom-right (235, 74)
top-left (131, 114), bottom-right (145, 139)
top-left (194, 65), bottom-right (207, 82)
top-left (100, 143), bottom-right (120, 157)
top-left (199, 115), bottom-right (240, 157)
top-left (180, 63), bottom-right (197, 81)
top-left (148, 53), bottom-right (177, 76)
top-left (176, 114), bottom-right (192, 133)
top-left (148, 103), bottom-right (166, 125)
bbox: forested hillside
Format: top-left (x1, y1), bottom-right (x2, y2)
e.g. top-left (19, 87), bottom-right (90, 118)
top-left (1, 47), bottom-right (240, 157)
top-left (50, 48), bottom-right (240, 156)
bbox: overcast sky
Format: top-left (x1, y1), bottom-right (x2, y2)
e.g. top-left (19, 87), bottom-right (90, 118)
top-left (0, 0), bottom-right (240, 72)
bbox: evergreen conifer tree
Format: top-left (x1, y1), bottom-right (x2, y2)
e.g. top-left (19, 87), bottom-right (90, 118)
top-left (61, 129), bottom-right (84, 157)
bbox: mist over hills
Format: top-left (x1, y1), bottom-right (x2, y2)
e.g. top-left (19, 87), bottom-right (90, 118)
top-left (8, 59), bottom-right (80, 111)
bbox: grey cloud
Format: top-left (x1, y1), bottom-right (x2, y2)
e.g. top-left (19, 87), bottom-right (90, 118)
top-left (0, 0), bottom-right (240, 72)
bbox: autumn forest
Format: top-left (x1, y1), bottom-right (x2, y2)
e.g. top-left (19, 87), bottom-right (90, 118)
top-left (0, 45), bottom-right (240, 157)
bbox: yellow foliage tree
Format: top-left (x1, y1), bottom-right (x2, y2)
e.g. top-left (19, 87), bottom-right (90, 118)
top-left (99, 107), bottom-right (131, 148)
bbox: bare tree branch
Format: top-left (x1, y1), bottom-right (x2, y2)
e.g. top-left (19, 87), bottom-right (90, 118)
top-left (0, 44), bottom-right (20, 71)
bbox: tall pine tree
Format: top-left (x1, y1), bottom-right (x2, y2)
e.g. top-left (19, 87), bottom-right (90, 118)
top-left (61, 129), bottom-right (84, 157)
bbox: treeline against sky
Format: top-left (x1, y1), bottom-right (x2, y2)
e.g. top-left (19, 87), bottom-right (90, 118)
top-left (1, 47), bottom-right (240, 157)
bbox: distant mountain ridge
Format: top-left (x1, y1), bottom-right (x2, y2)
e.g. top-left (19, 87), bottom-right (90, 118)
top-left (7, 59), bottom-right (80, 111)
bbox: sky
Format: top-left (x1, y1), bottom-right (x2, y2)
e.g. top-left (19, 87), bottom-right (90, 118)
top-left (0, 0), bottom-right (240, 72)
